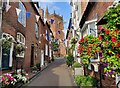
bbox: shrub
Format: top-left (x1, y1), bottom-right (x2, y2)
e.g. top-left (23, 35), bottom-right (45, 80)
top-left (66, 54), bottom-right (74, 67)
top-left (36, 63), bottom-right (40, 69)
top-left (73, 62), bottom-right (81, 68)
top-left (31, 66), bottom-right (38, 71)
top-left (75, 76), bottom-right (98, 87)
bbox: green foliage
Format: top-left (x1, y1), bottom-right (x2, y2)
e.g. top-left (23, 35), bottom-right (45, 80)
top-left (36, 63), bottom-right (40, 68)
top-left (2, 37), bottom-right (13, 50)
top-left (75, 76), bottom-right (98, 87)
top-left (51, 41), bottom-right (59, 51)
top-left (70, 37), bottom-right (78, 44)
top-left (66, 54), bottom-right (74, 67)
top-left (73, 62), bottom-right (81, 68)
top-left (78, 35), bottom-right (100, 66)
top-left (16, 44), bottom-right (25, 55)
top-left (70, 37), bottom-right (78, 52)
top-left (99, 2), bottom-right (120, 75)
top-left (31, 66), bottom-right (38, 71)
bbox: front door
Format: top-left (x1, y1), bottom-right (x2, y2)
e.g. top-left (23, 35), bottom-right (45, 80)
top-left (30, 44), bottom-right (34, 67)
top-left (2, 48), bottom-right (10, 70)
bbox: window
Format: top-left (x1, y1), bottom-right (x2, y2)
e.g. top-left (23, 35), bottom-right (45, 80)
top-left (88, 22), bottom-right (97, 37)
top-left (17, 33), bottom-right (25, 57)
top-left (17, 32), bottom-right (25, 45)
top-left (18, 0), bottom-right (26, 27)
top-left (81, 19), bottom-right (97, 37)
top-left (35, 23), bottom-right (39, 38)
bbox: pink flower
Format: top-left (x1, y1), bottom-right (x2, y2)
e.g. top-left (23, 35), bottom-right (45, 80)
top-left (4, 81), bottom-right (10, 85)
top-left (105, 72), bottom-right (108, 76)
top-left (10, 77), bottom-right (14, 81)
top-left (99, 25), bottom-right (102, 30)
top-left (1, 77), bottom-right (5, 82)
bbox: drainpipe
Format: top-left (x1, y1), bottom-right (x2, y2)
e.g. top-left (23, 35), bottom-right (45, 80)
top-left (0, 0), bottom-right (3, 78)
top-left (0, 1), bottom-right (3, 88)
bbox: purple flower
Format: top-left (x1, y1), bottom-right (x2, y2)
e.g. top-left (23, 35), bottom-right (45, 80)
top-left (99, 53), bottom-right (102, 57)
top-left (103, 62), bottom-right (108, 67)
top-left (105, 72), bottom-right (108, 76)
top-left (109, 71), bottom-right (114, 75)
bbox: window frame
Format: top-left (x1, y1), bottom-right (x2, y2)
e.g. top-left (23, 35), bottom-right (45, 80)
top-left (16, 32), bottom-right (25, 58)
top-left (18, 0), bottom-right (26, 27)
top-left (35, 23), bottom-right (39, 39)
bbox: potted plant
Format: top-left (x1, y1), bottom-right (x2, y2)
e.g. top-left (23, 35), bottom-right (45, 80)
top-left (36, 63), bottom-right (41, 71)
top-left (73, 62), bottom-right (83, 76)
top-left (1, 73), bottom-right (17, 88)
top-left (31, 66), bottom-right (38, 73)
top-left (16, 44), bottom-right (25, 56)
top-left (2, 36), bottom-right (13, 51)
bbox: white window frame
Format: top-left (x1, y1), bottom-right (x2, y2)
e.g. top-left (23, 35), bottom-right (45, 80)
top-left (16, 32), bottom-right (25, 58)
top-left (18, 0), bottom-right (26, 27)
top-left (35, 23), bottom-right (39, 38)
top-left (45, 44), bottom-right (48, 56)
top-left (81, 19), bottom-right (97, 37)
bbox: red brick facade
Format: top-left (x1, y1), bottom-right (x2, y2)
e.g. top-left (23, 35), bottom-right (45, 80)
top-left (81, 2), bottom-right (116, 87)
top-left (2, 1), bottom-right (52, 73)
top-left (45, 7), bottom-right (66, 57)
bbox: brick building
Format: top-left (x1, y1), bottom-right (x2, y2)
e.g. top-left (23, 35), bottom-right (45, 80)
top-left (1, 0), bottom-right (52, 73)
top-left (66, 18), bottom-right (73, 54)
top-left (79, 1), bottom-right (116, 87)
top-left (45, 7), bottom-right (66, 57)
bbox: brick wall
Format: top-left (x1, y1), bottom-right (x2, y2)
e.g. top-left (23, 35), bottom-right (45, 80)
top-left (2, 1), bottom-right (44, 73)
top-left (83, 2), bottom-right (116, 87)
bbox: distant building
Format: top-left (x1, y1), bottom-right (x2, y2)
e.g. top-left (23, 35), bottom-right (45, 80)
top-left (45, 6), bottom-right (66, 57)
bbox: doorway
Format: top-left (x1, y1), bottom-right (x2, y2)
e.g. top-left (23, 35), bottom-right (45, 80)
top-left (41, 50), bottom-right (44, 67)
top-left (30, 44), bottom-right (34, 67)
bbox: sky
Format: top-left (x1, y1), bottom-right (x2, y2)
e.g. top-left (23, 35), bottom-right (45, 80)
top-left (38, 1), bottom-right (71, 38)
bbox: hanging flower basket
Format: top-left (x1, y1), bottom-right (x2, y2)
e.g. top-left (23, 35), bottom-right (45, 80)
top-left (16, 44), bottom-right (25, 55)
top-left (2, 37), bottom-right (13, 50)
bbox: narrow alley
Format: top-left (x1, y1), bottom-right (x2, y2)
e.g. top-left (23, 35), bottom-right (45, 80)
top-left (26, 58), bottom-right (76, 86)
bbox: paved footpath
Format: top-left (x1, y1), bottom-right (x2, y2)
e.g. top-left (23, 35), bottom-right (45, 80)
top-left (26, 58), bottom-right (76, 86)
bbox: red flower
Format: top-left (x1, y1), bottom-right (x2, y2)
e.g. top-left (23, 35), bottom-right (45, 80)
top-left (80, 37), bottom-right (84, 42)
top-left (115, 29), bottom-right (119, 34)
top-left (106, 30), bottom-right (110, 34)
top-left (116, 42), bottom-right (120, 47)
top-left (87, 49), bottom-right (91, 53)
top-left (95, 50), bottom-right (98, 53)
top-left (99, 26), bottom-right (102, 30)
top-left (98, 36), bottom-right (102, 40)
top-left (116, 54), bottom-right (120, 58)
top-left (111, 37), bottom-right (117, 42)
top-left (85, 38), bottom-right (88, 41)
top-left (92, 40), bottom-right (94, 42)
top-left (112, 45), bottom-right (114, 49)
top-left (112, 29), bottom-right (119, 35)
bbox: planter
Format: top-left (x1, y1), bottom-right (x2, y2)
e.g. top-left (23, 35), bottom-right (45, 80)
top-left (74, 68), bottom-right (84, 76)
